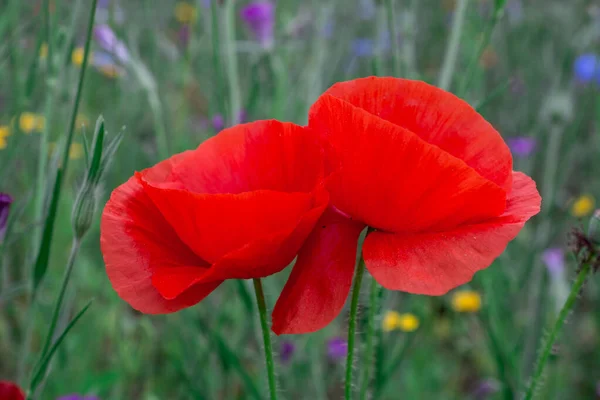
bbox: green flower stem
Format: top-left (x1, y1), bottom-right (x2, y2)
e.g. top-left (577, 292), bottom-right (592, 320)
top-left (252, 278), bottom-right (277, 400)
top-left (35, 239), bottom-right (80, 370)
top-left (359, 276), bottom-right (380, 400)
top-left (523, 261), bottom-right (593, 400)
top-left (437, 0), bottom-right (469, 90)
top-left (385, 0), bottom-right (400, 77)
top-left (345, 258), bottom-right (366, 400)
top-left (223, 0), bottom-right (242, 126)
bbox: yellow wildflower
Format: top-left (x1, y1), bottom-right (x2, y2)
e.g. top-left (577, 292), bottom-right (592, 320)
top-left (40, 43), bottom-right (48, 59)
top-left (76, 114), bottom-right (90, 129)
top-left (0, 125), bottom-right (10, 149)
top-left (72, 47), bottom-right (92, 66)
top-left (451, 290), bottom-right (482, 313)
top-left (382, 311), bottom-right (420, 332)
top-left (571, 194), bottom-right (595, 218)
top-left (174, 2), bottom-right (197, 24)
top-left (98, 65), bottom-right (125, 79)
top-left (19, 113), bottom-right (45, 134)
top-left (397, 313), bottom-right (420, 332)
top-left (69, 143), bottom-right (84, 160)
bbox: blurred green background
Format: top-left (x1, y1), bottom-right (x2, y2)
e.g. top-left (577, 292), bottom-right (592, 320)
top-left (1, 0), bottom-right (600, 398)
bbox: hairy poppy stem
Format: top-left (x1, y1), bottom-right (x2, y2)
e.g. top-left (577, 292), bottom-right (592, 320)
top-left (252, 278), bottom-right (277, 400)
top-left (523, 261), bottom-right (593, 400)
top-left (359, 276), bottom-right (381, 400)
top-left (345, 258), bottom-right (366, 400)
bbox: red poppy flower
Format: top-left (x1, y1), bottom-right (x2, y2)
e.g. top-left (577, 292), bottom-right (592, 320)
top-left (272, 77), bottom-right (541, 334)
top-left (101, 120), bottom-right (328, 313)
top-left (0, 381), bottom-right (25, 400)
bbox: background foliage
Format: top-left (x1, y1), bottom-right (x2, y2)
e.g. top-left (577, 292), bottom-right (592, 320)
top-left (1, 0), bottom-right (599, 398)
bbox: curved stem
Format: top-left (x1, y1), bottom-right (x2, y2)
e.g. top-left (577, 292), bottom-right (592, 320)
top-left (345, 258), bottom-right (366, 400)
top-left (252, 278), bottom-right (277, 400)
top-left (523, 261), bottom-right (593, 400)
top-left (359, 276), bottom-right (380, 400)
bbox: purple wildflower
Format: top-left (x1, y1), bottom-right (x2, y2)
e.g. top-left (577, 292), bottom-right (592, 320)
top-left (542, 248), bottom-right (565, 278)
top-left (0, 193), bottom-right (12, 242)
top-left (506, 0), bottom-right (523, 24)
top-left (93, 24), bottom-right (129, 64)
top-left (97, 0), bottom-right (110, 8)
top-left (506, 137), bottom-right (536, 157)
top-left (211, 115), bottom-right (225, 131)
top-left (201, 0), bottom-right (211, 8)
top-left (574, 54), bottom-right (598, 84)
top-left (241, 1), bottom-right (275, 50)
top-left (471, 378), bottom-right (499, 399)
top-left (179, 24), bottom-right (191, 47)
top-left (327, 337), bottom-right (347, 361)
top-left (279, 340), bottom-right (295, 363)
top-left (352, 38), bottom-right (374, 58)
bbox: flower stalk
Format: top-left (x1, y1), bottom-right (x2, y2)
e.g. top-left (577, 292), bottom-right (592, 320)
top-left (345, 258), bottom-right (366, 400)
top-left (523, 260), bottom-right (594, 399)
top-left (253, 278), bottom-right (278, 400)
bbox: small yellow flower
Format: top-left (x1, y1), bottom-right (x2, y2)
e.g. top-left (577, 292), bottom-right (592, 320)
top-left (382, 311), bottom-right (402, 332)
top-left (571, 194), bottom-right (595, 218)
top-left (98, 65), bottom-right (125, 79)
top-left (69, 143), bottom-right (84, 160)
top-left (397, 313), bottom-right (420, 332)
top-left (0, 125), bottom-right (10, 149)
top-left (72, 47), bottom-right (92, 66)
top-left (76, 114), bottom-right (90, 129)
top-left (174, 2), bottom-right (197, 24)
top-left (451, 290), bottom-right (482, 313)
top-left (382, 311), bottom-right (420, 332)
top-left (40, 43), bottom-right (48, 59)
top-left (19, 113), bottom-right (45, 134)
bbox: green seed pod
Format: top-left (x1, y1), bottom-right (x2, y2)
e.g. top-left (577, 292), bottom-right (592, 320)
top-left (587, 209), bottom-right (600, 245)
top-left (71, 183), bottom-right (97, 239)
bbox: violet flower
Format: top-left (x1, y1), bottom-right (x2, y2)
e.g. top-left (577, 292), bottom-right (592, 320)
top-left (542, 248), bottom-right (565, 279)
top-left (574, 54), bottom-right (598, 84)
top-left (471, 378), bottom-right (499, 399)
top-left (0, 193), bottom-right (12, 242)
top-left (327, 337), bottom-right (347, 361)
top-left (93, 24), bottom-right (129, 64)
top-left (279, 340), bottom-right (295, 363)
top-left (506, 137), bottom-right (536, 157)
top-left (241, 1), bottom-right (275, 50)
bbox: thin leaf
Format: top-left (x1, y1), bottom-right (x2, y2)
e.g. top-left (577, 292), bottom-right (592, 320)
top-left (29, 300), bottom-right (93, 392)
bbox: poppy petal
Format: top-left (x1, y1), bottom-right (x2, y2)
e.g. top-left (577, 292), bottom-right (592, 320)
top-left (272, 208), bottom-right (365, 335)
top-left (363, 172), bottom-right (541, 295)
top-left (159, 120), bottom-right (324, 194)
top-left (101, 173), bottom-right (221, 314)
top-left (322, 77), bottom-right (513, 191)
top-left (309, 94), bottom-right (507, 233)
top-left (140, 175), bottom-right (326, 266)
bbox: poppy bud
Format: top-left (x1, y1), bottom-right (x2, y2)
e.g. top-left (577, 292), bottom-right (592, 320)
top-left (72, 183), bottom-right (97, 239)
top-left (587, 209), bottom-right (600, 244)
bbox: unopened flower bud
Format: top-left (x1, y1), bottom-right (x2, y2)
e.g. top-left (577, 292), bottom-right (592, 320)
top-left (587, 209), bottom-right (600, 244)
top-left (71, 183), bottom-right (97, 239)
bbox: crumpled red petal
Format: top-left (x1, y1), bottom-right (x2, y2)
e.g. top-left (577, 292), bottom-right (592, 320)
top-left (363, 172), bottom-right (541, 295)
top-left (309, 94), bottom-right (507, 233)
top-left (149, 189), bottom-right (329, 297)
top-left (271, 208), bottom-right (365, 335)
top-left (100, 171), bottom-right (221, 314)
top-left (160, 120), bottom-right (325, 194)
top-left (322, 77), bottom-right (513, 192)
